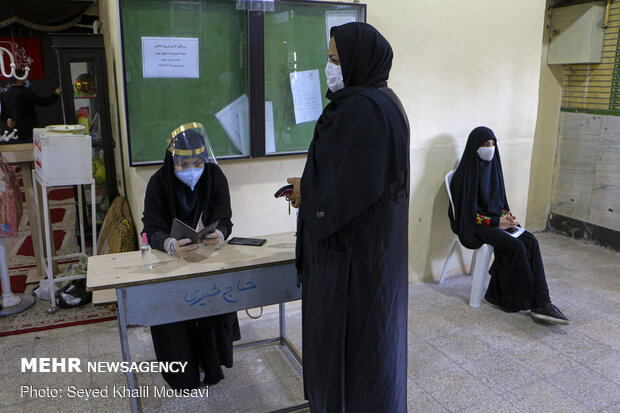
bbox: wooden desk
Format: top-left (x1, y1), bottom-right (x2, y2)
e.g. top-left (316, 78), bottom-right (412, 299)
top-left (87, 232), bottom-right (306, 413)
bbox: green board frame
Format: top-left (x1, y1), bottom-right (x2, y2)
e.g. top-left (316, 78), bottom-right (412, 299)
top-left (120, 0), bottom-right (365, 165)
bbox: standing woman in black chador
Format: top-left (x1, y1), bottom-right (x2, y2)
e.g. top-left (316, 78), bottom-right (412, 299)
top-left (287, 23), bottom-right (410, 412)
top-left (449, 126), bottom-right (569, 324)
top-left (142, 123), bottom-right (240, 389)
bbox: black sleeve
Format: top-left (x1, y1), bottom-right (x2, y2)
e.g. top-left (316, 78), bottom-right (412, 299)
top-left (142, 172), bottom-right (172, 252)
top-left (0, 94), bottom-right (8, 122)
top-left (21, 89), bottom-right (58, 107)
top-left (207, 165), bottom-right (233, 240)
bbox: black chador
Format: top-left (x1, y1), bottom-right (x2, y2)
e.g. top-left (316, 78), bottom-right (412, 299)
top-left (449, 127), bottom-right (552, 311)
top-left (142, 144), bottom-right (239, 389)
top-left (296, 23), bottom-right (410, 412)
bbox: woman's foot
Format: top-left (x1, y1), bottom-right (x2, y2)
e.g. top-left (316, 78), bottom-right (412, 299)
top-left (530, 303), bottom-right (570, 325)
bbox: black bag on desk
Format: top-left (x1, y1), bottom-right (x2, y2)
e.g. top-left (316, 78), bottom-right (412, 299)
top-left (56, 278), bottom-right (92, 308)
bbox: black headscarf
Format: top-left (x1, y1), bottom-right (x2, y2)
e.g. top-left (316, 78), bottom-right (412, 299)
top-left (449, 127), bottom-right (509, 249)
top-left (142, 145), bottom-right (233, 251)
top-left (331, 22), bottom-right (393, 88)
top-left (300, 22), bottom-right (409, 242)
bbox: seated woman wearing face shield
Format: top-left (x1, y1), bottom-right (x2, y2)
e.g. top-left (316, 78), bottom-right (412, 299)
top-left (449, 126), bottom-right (569, 325)
top-left (142, 123), bottom-right (240, 389)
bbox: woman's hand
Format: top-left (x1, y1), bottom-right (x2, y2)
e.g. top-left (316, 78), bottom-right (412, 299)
top-left (499, 215), bottom-right (517, 230)
top-left (174, 238), bottom-right (199, 257)
top-left (286, 177), bottom-right (302, 208)
top-left (203, 229), bottom-right (224, 249)
top-left (506, 214), bottom-right (520, 227)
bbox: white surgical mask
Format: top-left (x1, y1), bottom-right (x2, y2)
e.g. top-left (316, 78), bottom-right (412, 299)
top-left (174, 167), bottom-right (204, 191)
top-left (477, 146), bottom-right (495, 161)
top-left (325, 62), bottom-right (345, 93)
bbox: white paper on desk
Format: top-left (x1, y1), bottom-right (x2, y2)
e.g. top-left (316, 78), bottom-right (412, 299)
top-left (325, 10), bottom-right (358, 49)
top-left (265, 101), bottom-right (276, 153)
top-left (290, 69), bottom-right (323, 125)
top-left (215, 94), bottom-right (250, 155)
top-left (141, 37), bottom-right (199, 78)
top-left (504, 226), bottom-right (525, 238)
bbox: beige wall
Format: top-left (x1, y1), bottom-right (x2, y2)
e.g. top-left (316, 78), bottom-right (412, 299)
top-left (526, 1), bottom-right (564, 231)
top-left (100, 0), bottom-right (548, 281)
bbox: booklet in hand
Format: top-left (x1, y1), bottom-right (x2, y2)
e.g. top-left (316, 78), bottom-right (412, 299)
top-left (170, 218), bottom-right (219, 244)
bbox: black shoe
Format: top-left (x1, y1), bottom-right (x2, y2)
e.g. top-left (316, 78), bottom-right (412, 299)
top-left (530, 303), bottom-right (570, 325)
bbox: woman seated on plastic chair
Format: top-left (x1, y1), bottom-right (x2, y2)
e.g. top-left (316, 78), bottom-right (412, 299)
top-left (449, 126), bottom-right (569, 325)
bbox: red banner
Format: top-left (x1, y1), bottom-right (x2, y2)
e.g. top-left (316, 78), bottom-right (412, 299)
top-left (0, 37), bottom-right (44, 80)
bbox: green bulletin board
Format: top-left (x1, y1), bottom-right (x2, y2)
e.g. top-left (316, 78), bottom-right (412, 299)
top-left (121, 0), bottom-right (248, 164)
top-left (120, 0), bottom-right (365, 165)
top-left (265, 2), bottom-right (365, 154)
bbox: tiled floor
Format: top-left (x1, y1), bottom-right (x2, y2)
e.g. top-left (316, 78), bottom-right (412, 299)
top-left (1, 232), bottom-right (618, 412)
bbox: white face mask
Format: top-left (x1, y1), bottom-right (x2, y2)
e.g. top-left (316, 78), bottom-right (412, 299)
top-left (174, 167), bottom-right (204, 191)
top-left (325, 61), bottom-right (345, 93)
top-left (477, 146), bottom-right (495, 161)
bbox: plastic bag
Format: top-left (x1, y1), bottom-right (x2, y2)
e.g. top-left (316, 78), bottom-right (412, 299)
top-left (0, 159), bottom-right (23, 238)
top-left (32, 255), bottom-right (91, 307)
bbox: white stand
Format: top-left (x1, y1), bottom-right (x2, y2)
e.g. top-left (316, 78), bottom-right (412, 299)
top-left (0, 237), bottom-right (35, 316)
top-left (32, 170), bottom-right (97, 313)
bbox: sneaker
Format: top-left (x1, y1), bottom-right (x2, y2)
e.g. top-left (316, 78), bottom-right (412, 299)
top-left (530, 303), bottom-right (570, 325)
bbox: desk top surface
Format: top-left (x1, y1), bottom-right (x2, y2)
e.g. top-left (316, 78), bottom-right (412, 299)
top-left (87, 232), bottom-right (296, 291)
top-left (0, 143), bottom-right (34, 163)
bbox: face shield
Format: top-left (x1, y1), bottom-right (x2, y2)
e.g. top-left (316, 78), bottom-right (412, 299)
top-left (167, 122), bottom-right (218, 169)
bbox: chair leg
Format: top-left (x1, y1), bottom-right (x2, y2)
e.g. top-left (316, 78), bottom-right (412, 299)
top-left (439, 240), bottom-right (458, 284)
top-left (469, 249), bottom-right (478, 276)
top-left (469, 244), bottom-right (493, 308)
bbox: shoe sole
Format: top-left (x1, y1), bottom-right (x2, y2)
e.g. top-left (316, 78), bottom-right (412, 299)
top-left (530, 312), bottom-right (570, 325)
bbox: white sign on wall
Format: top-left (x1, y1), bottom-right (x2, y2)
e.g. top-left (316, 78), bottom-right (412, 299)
top-left (141, 37), bottom-right (199, 78)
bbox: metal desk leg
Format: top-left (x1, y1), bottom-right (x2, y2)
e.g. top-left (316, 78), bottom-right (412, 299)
top-left (116, 289), bottom-right (139, 413)
top-left (77, 185), bottom-right (86, 254)
top-left (279, 302), bottom-right (302, 365)
top-left (279, 302), bottom-right (286, 341)
top-left (41, 180), bottom-right (57, 313)
top-left (91, 181), bottom-right (97, 255)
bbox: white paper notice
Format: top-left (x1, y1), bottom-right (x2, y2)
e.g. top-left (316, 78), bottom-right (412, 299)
top-left (325, 11), bottom-right (358, 48)
top-left (215, 95), bottom-right (249, 155)
top-left (142, 37), bottom-right (199, 78)
top-left (265, 101), bottom-right (276, 154)
top-left (290, 69), bottom-right (323, 125)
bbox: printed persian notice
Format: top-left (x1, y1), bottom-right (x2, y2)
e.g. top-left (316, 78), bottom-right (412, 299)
top-left (290, 69), bottom-right (323, 125)
top-left (142, 37), bottom-right (199, 78)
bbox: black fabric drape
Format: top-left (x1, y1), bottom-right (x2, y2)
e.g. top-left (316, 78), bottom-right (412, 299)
top-left (449, 126), bottom-right (509, 249)
top-left (142, 150), bottom-right (232, 251)
top-left (297, 22), bottom-right (409, 412)
top-left (0, 1), bottom-right (93, 31)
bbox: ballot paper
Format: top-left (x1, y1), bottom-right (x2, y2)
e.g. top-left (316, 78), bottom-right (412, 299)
top-left (290, 69), bottom-right (323, 125)
top-left (325, 10), bottom-right (358, 48)
top-left (265, 101), bottom-right (276, 153)
top-left (215, 94), bottom-right (250, 155)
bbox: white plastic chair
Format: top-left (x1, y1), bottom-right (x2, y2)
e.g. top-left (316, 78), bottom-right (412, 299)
top-left (440, 170), bottom-right (494, 308)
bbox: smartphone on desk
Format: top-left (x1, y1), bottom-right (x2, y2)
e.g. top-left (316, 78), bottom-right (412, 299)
top-left (228, 237), bottom-right (267, 247)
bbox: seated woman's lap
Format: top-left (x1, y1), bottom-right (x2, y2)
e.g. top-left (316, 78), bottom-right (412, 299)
top-left (474, 226), bottom-right (534, 253)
